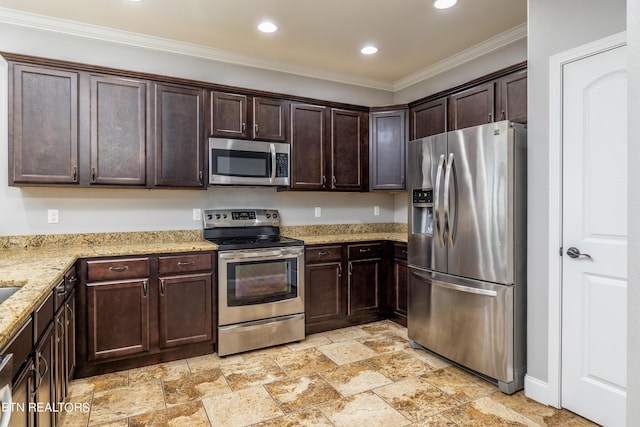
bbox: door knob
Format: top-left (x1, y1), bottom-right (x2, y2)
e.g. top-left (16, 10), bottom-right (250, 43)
top-left (566, 247), bottom-right (592, 260)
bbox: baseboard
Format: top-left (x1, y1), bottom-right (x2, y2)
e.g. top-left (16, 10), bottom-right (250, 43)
top-left (524, 374), bottom-right (551, 406)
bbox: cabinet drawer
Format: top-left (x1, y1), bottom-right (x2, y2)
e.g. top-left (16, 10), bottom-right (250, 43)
top-left (394, 243), bottom-right (408, 260)
top-left (305, 245), bottom-right (343, 263)
top-left (87, 257), bottom-right (150, 282)
top-left (347, 243), bottom-right (382, 260)
top-left (34, 290), bottom-right (54, 343)
top-left (158, 253), bottom-right (213, 275)
top-left (2, 317), bottom-right (33, 380)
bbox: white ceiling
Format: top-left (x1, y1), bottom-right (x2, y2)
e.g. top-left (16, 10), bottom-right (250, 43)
top-left (0, 0), bottom-right (527, 90)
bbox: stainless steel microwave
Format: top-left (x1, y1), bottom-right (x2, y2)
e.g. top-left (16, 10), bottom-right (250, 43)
top-left (208, 138), bottom-right (290, 187)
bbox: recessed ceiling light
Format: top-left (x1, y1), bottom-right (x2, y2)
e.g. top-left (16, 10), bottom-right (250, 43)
top-left (361, 46), bottom-right (378, 55)
top-left (258, 22), bottom-right (278, 33)
top-left (433, 0), bottom-right (457, 9)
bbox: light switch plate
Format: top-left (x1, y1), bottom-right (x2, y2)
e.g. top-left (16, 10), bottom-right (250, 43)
top-left (48, 209), bottom-right (59, 224)
top-left (374, 206), bottom-right (380, 216)
top-left (193, 208), bottom-right (202, 221)
top-left (314, 207), bottom-right (321, 217)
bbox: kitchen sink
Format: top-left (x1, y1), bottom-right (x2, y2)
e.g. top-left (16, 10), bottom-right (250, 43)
top-left (0, 287), bottom-right (21, 304)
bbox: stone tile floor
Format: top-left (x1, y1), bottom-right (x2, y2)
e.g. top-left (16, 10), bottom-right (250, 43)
top-left (59, 320), bottom-right (600, 427)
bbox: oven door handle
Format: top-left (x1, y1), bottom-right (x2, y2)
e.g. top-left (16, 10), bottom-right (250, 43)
top-left (219, 250), bottom-right (299, 262)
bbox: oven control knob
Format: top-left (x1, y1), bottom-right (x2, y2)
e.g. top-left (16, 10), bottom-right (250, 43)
top-left (215, 214), bottom-right (221, 220)
top-left (272, 213), bottom-right (278, 219)
top-left (223, 214), bottom-right (227, 219)
top-left (265, 213), bottom-right (271, 219)
top-left (207, 214), bottom-right (213, 220)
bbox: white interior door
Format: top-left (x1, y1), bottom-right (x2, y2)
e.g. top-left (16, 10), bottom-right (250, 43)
top-left (561, 44), bottom-right (627, 427)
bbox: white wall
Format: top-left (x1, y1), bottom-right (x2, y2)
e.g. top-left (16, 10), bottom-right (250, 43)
top-left (526, 0), bottom-right (627, 397)
top-left (627, 0), bottom-right (640, 425)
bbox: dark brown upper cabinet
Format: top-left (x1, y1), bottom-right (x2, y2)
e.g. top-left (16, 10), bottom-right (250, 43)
top-left (331, 108), bottom-right (368, 191)
top-left (9, 63), bottom-right (80, 185)
top-left (211, 91), bottom-right (287, 142)
top-left (497, 69), bottom-right (527, 124)
top-left (89, 75), bottom-right (147, 186)
top-left (448, 81), bottom-right (496, 131)
top-left (290, 102), bottom-right (328, 190)
top-left (253, 97), bottom-right (287, 142)
top-left (410, 98), bottom-right (447, 140)
top-left (369, 109), bottom-right (407, 191)
top-left (290, 104), bottom-right (368, 192)
top-left (153, 83), bottom-right (206, 188)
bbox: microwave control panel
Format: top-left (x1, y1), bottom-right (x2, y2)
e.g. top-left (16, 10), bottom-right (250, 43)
top-left (276, 153), bottom-right (289, 177)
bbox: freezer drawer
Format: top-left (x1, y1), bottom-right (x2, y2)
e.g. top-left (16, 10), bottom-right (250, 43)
top-left (408, 267), bottom-right (515, 386)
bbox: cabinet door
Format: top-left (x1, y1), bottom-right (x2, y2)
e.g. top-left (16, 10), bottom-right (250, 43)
top-left (448, 82), bottom-right (495, 130)
top-left (90, 75), bottom-right (147, 186)
top-left (9, 360), bottom-right (36, 427)
top-left (347, 258), bottom-right (381, 317)
top-left (370, 110), bottom-right (407, 191)
top-left (154, 83), bottom-right (205, 187)
top-left (393, 258), bottom-right (409, 321)
top-left (65, 291), bottom-right (76, 385)
top-left (498, 69), bottom-right (527, 124)
top-left (290, 103), bottom-right (328, 190)
top-left (34, 323), bottom-right (55, 427)
top-left (9, 64), bottom-right (79, 185)
top-left (253, 97), bottom-right (287, 142)
top-left (158, 273), bottom-right (213, 348)
top-left (86, 280), bottom-right (150, 360)
top-left (331, 109), bottom-right (367, 191)
top-left (212, 92), bottom-right (248, 138)
top-left (305, 262), bottom-right (344, 325)
top-left (411, 98), bottom-right (447, 139)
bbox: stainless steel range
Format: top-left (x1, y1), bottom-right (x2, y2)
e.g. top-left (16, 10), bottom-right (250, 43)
top-left (203, 209), bottom-right (305, 356)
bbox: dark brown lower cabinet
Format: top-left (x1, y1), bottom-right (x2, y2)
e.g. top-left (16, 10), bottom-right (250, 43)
top-left (390, 243), bottom-right (408, 326)
top-left (34, 323), bottom-right (55, 427)
top-left (305, 242), bottom-right (385, 334)
top-left (76, 252), bottom-right (216, 378)
top-left (87, 279), bottom-right (150, 361)
top-left (9, 358), bottom-right (36, 427)
top-left (159, 273), bottom-right (212, 348)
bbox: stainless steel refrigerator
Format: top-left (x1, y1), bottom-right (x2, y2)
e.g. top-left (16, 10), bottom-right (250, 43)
top-left (407, 120), bottom-right (526, 394)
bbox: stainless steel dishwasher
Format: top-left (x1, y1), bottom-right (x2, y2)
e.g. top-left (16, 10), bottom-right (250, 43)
top-left (0, 354), bottom-right (12, 427)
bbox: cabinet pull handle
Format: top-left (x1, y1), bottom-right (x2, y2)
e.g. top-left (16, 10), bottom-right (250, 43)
top-left (488, 113), bottom-right (492, 123)
top-left (143, 280), bottom-right (148, 297)
top-left (160, 279), bottom-right (165, 296)
top-left (255, 123), bottom-right (259, 135)
top-left (349, 262), bottom-right (353, 274)
top-left (501, 110), bottom-right (506, 120)
top-left (318, 251), bottom-right (329, 256)
top-left (66, 302), bottom-right (74, 322)
top-left (178, 261), bottom-right (195, 266)
top-left (91, 167), bottom-right (96, 183)
top-left (108, 266), bottom-right (129, 272)
top-left (242, 122), bottom-right (246, 132)
top-left (332, 176), bottom-right (337, 187)
top-left (36, 351), bottom-right (48, 387)
top-left (57, 317), bottom-right (65, 342)
top-left (322, 175), bottom-right (327, 188)
top-left (402, 249), bottom-right (408, 254)
top-left (72, 166), bottom-right (77, 182)
top-left (199, 171), bottom-right (204, 185)
top-left (338, 264), bottom-right (342, 277)
top-left (31, 364), bottom-right (41, 396)
top-left (359, 248), bottom-right (371, 253)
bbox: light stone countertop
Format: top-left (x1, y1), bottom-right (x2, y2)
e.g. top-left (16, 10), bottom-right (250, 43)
top-left (0, 223), bottom-right (407, 350)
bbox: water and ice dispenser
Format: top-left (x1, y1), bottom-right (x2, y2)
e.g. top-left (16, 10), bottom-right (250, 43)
top-left (411, 188), bottom-right (433, 235)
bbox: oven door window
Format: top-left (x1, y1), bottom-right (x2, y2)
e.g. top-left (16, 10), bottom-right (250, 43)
top-left (226, 258), bottom-right (298, 306)
top-left (212, 149), bottom-right (272, 178)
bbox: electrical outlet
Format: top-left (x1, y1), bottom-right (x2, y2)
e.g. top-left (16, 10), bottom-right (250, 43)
top-left (47, 209), bottom-right (59, 224)
top-left (193, 208), bottom-right (202, 221)
top-left (374, 206), bottom-right (380, 216)
top-left (314, 207), bottom-right (321, 218)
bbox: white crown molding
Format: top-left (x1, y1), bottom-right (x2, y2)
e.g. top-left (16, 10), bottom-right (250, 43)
top-left (0, 7), bottom-right (526, 93)
top-left (393, 23), bottom-right (528, 91)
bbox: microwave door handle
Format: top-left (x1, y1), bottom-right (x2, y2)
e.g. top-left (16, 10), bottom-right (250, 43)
top-left (269, 144), bottom-right (276, 184)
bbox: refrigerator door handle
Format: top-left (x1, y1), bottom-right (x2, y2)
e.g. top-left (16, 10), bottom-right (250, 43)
top-left (434, 280), bottom-right (498, 297)
top-left (434, 154), bottom-right (446, 248)
top-left (444, 152), bottom-right (456, 249)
